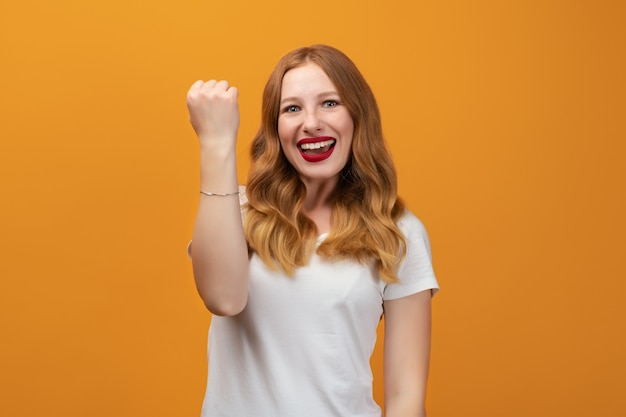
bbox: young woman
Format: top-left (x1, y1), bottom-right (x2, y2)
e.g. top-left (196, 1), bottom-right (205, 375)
top-left (186, 44), bottom-right (439, 417)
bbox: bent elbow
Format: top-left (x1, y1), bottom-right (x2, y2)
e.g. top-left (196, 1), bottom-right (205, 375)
top-left (203, 296), bottom-right (248, 317)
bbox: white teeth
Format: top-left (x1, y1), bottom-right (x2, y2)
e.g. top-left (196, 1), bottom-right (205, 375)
top-left (299, 139), bottom-right (335, 150)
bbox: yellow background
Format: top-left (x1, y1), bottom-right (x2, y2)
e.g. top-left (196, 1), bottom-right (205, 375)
top-left (1, 0), bottom-right (624, 416)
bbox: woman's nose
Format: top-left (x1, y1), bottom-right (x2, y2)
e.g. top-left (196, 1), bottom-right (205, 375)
top-left (302, 109), bottom-right (322, 132)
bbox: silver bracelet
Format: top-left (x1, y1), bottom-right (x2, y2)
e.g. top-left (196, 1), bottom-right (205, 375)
top-left (200, 190), bottom-right (240, 197)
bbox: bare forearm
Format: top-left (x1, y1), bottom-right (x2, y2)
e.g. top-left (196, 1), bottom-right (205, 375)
top-left (191, 147), bottom-right (248, 316)
top-left (186, 79), bottom-right (248, 316)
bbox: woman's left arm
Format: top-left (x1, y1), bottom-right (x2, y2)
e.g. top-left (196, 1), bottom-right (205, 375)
top-left (383, 289), bottom-right (433, 417)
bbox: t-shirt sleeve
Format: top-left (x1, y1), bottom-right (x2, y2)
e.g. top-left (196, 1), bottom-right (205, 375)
top-left (382, 210), bottom-right (440, 300)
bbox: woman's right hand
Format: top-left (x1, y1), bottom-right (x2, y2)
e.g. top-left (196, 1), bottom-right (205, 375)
top-left (186, 80), bottom-right (240, 150)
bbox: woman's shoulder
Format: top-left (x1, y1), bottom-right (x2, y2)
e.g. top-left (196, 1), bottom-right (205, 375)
top-left (397, 209), bottom-right (429, 239)
top-left (238, 185), bottom-right (248, 222)
top-left (238, 185), bottom-right (248, 205)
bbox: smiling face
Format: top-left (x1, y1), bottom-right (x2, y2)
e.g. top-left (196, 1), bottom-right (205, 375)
top-left (277, 63), bottom-right (354, 188)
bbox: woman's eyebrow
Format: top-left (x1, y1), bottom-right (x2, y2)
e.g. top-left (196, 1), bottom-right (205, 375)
top-left (280, 91), bottom-right (339, 105)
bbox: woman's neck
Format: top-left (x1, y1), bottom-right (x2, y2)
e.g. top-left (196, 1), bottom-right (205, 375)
top-left (300, 177), bottom-right (338, 235)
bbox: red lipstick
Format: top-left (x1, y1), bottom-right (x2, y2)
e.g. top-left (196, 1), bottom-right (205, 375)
top-left (297, 136), bottom-right (336, 163)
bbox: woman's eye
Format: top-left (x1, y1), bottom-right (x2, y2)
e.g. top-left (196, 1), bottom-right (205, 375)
top-left (323, 100), bottom-right (338, 107)
top-left (284, 105), bottom-right (300, 113)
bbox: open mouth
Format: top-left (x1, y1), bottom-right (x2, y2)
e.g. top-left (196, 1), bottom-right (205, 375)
top-left (297, 137), bottom-right (337, 162)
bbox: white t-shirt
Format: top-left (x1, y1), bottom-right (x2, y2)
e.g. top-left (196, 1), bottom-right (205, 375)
top-left (199, 192), bottom-right (439, 417)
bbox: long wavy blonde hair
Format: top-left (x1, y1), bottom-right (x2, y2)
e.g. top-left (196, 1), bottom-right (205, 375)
top-left (244, 44), bottom-right (406, 283)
